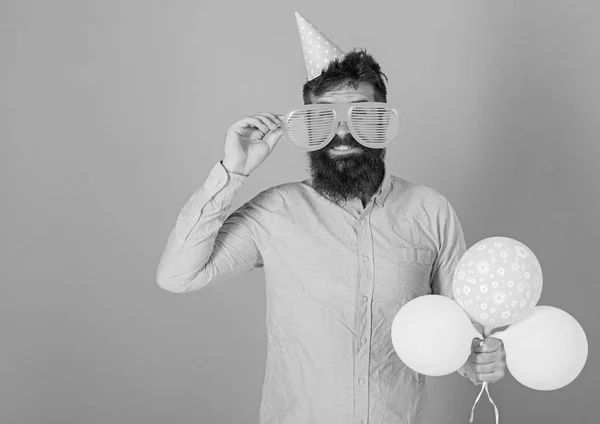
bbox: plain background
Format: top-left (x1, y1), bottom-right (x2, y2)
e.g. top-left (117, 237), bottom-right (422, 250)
top-left (2, 0), bottom-right (598, 423)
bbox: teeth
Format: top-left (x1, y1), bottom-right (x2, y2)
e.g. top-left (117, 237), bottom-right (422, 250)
top-left (333, 145), bottom-right (352, 150)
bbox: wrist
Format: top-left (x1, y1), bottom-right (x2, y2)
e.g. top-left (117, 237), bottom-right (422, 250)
top-left (221, 160), bottom-right (246, 176)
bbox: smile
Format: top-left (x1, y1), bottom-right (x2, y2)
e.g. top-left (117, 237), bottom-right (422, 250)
top-left (330, 146), bottom-right (362, 154)
top-left (332, 145), bottom-right (353, 150)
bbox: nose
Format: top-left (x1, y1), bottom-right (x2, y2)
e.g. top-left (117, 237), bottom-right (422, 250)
top-left (335, 120), bottom-right (350, 138)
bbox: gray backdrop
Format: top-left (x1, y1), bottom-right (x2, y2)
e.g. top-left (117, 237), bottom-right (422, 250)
top-left (2, 1), bottom-right (598, 423)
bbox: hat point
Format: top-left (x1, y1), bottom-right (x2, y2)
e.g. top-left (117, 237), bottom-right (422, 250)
top-left (293, 12), bottom-right (345, 81)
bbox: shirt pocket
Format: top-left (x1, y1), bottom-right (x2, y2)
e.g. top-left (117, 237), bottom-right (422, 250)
top-left (393, 247), bottom-right (436, 299)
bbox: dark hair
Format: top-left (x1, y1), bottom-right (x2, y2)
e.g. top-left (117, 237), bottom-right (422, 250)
top-left (302, 48), bottom-right (388, 104)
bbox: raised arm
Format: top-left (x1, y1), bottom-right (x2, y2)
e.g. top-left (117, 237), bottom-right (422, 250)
top-left (156, 112), bottom-right (284, 293)
top-left (156, 161), bottom-right (274, 293)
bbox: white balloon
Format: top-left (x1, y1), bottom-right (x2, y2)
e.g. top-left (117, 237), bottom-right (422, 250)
top-left (495, 306), bottom-right (588, 391)
top-left (391, 295), bottom-right (481, 376)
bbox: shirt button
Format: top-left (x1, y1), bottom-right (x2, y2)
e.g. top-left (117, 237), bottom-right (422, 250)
top-left (361, 336), bottom-right (367, 344)
top-left (362, 295), bottom-right (369, 304)
top-left (360, 218), bottom-right (366, 224)
top-left (358, 377), bottom-right (365, 385)
top-left (362, 254), bottom-right (369, 262)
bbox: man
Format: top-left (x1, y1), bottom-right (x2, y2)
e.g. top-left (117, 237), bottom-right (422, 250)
top-left (156, 13), bottom-right (506, 424)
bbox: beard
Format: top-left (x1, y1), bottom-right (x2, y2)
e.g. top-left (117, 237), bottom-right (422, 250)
top-left (306, 134), bottom-right (386, 204)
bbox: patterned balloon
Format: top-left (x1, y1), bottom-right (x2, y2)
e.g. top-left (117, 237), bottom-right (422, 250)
top-left (452, 236), bottom-right (543, 334)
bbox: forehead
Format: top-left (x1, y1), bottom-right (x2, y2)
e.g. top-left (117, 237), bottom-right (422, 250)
top-left (312, 81), bottom-right (376, 104)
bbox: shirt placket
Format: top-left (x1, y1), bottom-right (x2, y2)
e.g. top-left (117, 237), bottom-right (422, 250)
top-left (355, 209), bottom-right (374, 424)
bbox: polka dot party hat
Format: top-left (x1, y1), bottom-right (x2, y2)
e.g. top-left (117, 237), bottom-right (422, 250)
top-left (295, 12), bottom-right (345, 81)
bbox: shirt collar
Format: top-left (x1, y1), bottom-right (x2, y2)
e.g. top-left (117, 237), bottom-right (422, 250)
top-left (374, 166), bottom-right (392, 208)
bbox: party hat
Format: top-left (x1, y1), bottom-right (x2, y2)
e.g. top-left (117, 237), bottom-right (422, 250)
top-left (295, 12), bottom-right (345, 81)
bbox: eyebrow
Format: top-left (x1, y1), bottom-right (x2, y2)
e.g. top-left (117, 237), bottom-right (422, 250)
top-left (314, 99), bottom-right (370, 104)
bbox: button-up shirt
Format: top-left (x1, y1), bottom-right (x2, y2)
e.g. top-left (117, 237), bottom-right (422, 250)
top-left (157, 160), bottom-right (467, 424)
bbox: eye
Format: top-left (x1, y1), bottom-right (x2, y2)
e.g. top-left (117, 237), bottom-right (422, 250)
top-left (306, 108), bottom-right (334, 122)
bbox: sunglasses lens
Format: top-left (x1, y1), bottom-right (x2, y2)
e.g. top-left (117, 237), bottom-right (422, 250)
top-left (350, 105), bottom-right (399, 147)
top-left (285, 108), bottom-right (335, 150)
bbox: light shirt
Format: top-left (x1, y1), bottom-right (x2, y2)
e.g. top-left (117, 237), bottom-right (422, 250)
top-left (157, 161), bottom-right (468, 424)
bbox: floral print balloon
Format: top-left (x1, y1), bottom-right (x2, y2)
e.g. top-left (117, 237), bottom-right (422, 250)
top-left (452, 237), bottom-right (543, 334)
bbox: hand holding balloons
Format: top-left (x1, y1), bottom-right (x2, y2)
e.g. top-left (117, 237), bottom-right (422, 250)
top-left (392, 235), bottom-right (588, 424)
top-left (452, 236), bottom-right (542, 424)
top-left (461, 337), bottom-right (507, 385)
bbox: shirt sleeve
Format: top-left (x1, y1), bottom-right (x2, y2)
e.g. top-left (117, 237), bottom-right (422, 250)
top-left (156, 161), bottom-right (274, 293)
top-left (430, 195), bottom-right (467, 298)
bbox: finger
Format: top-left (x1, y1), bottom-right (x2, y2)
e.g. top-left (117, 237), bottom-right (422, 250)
top-left (473, 339), bottom-right (486, 353)
top-left (474, 339), bottom-right (500, 353)
top-left (484, 337), bottom-right (503, 351)
top-left (231, 117), bottom-right (270, 135)
top-left (253, 113), bottom-right (279, 131)
top-left (474, 362), bottom-right (497, 374)
top-left (255, 112), bottom-right (283, 127)
top-left (478, 369), bottom-right (506, 383)
top-left (262, 127), bottom-right (283, 151)
top-left (247, 129), bottom-right (267, 140)
top-left (236, 127), bottom-right (268, 141)
top-left (471, 338), bottom-right (483, 351)
top-left (472, 352), bottom-right (496, 365)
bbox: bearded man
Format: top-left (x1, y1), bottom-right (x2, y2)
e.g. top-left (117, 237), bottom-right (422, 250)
top-left (157, 12), bottom-right (506, 424)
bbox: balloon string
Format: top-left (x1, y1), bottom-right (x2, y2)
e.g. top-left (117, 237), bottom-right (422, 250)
top-left (469, 382), bottom-right (486, 423)
top-left (485, 382), bottom-right (500, 424)
top-left (469, 338), bottom-right (500, 424)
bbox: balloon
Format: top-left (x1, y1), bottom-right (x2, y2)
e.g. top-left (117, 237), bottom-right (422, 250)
top-left (495, 306), bottom-right (588, 391)
top-left (452, 236), bottom-right (543, 334)
top-left (391, 295), bottom-right (481, 376)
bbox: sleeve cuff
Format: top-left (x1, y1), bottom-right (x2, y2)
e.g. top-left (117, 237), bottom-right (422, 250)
top-left (202, 161), bottom-right (247, 195)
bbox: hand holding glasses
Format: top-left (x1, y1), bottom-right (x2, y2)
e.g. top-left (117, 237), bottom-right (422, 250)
top-left (220, 103), bottom-right (403, 177)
